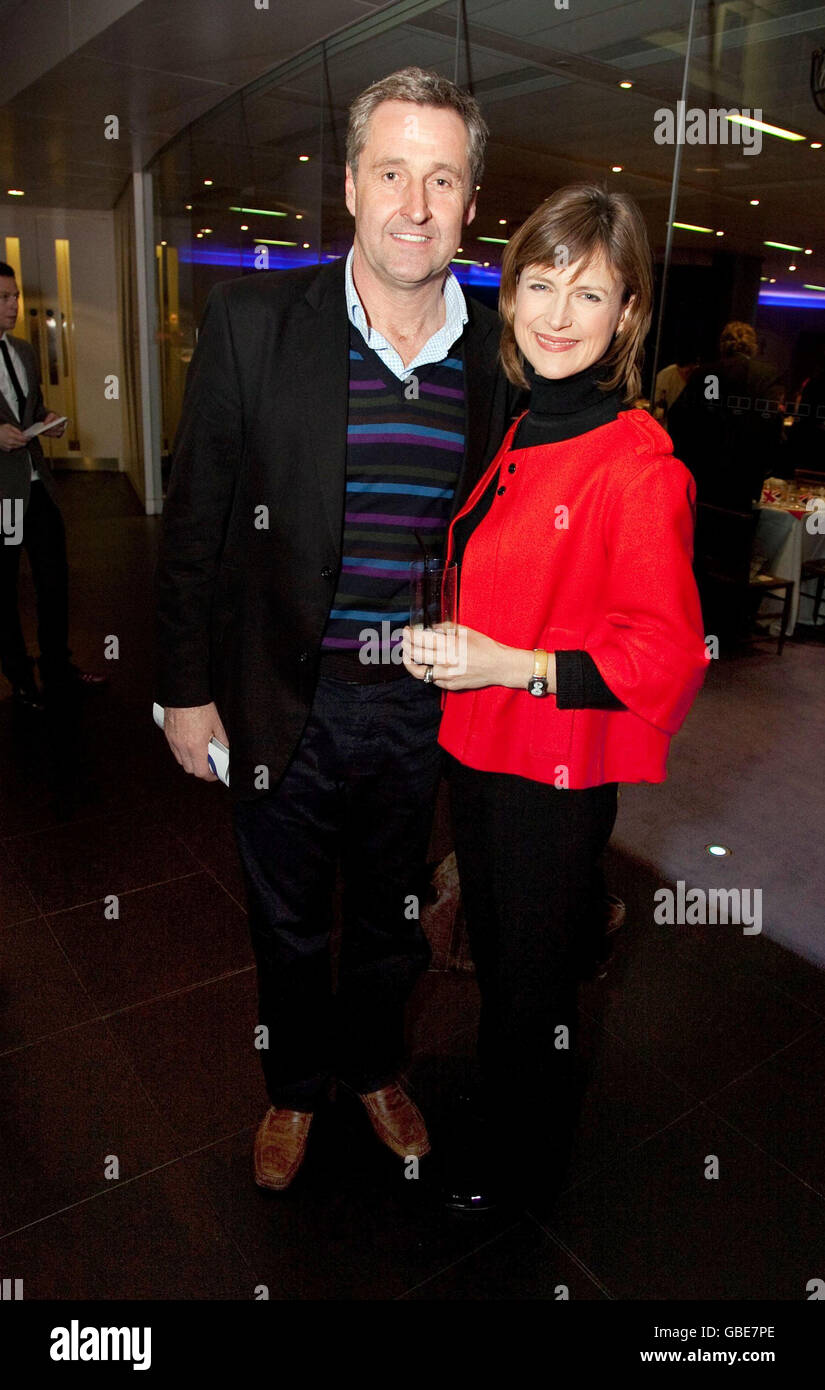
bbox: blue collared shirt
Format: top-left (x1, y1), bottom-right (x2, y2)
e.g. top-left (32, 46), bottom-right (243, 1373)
top-left (344, 246), bottom-right (468, 380)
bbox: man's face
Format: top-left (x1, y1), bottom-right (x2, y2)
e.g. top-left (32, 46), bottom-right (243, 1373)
top-left (0, 276), bottom-right (20, 334)
top-left (513, 253), bottom-right (632, 381)
top-left (345, 100), bottom-right (476, 292)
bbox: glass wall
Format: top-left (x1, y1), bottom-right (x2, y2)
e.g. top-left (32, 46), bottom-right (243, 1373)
top-left (149, 0), bottom-right (825, 461)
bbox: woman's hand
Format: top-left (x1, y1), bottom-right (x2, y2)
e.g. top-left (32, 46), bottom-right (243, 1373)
top-left (401, 622), bottom-right (537, 691)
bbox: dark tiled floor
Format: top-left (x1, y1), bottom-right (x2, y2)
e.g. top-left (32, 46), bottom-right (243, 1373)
top-left (1, 473), bottom-right (824, 1301)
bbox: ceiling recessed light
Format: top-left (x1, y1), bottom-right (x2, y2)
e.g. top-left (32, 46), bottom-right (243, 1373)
top-left (203, 178), bottom-right (213, 186)
top-left (716, 230), bottom-right (725, 236)
top-left (770, 277), bottom-right (776, 283)
top-left (457, 247), bottom-right (463, 254)
top-left (240, 223), bottom-right (248, 231)
top-left (475, 184), bottom-right (481, 191)
top-left (296, 213), bottom-right (303, 220)
top-left (498, 218), bottom-right (507, 225)
top-left (750, 199), bottom-right (759, 206)
top-left (789, 263), bottom-right (797, 270)
top-left (202, 227), bottom-right (212, 234)
top-left (185, 203), bottom-right (192, 210)
top-left (483, 261), bottom-right (490, 267)
top-left (298, 154), bottom-right (310, 162)
top-left (7, 188), bottom-right (24, 196)
top-left (196, 232), bottom-right (203, 239)
top-left (811, 142), bottom-right (822, 149)
top-left (302, 242), bottom-right (310, 249)
top-left (805, 248), bottom-right (813, 255)
top-left (706, 844), bottom-right (731, 857)
top-left (612, 165), bottom-right (623, 172)
top-left (160, 240), bottom-right (167, 246)
top-left (619, 81), bottom-right (633, 89)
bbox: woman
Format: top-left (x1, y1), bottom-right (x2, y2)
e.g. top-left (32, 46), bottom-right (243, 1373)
top-left (402, 185), bottom-right (709, 1207)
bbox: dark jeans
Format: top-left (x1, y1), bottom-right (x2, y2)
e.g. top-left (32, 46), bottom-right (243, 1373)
top-left (446, 755), bottom-right (618, 1167)
top-left (0, 481), bottom-right (70, 688)
top-left (233, 674), bottom-right (442, 1110)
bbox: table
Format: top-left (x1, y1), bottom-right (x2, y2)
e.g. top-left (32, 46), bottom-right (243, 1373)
top-left (755, 504), bottom-right (825, 634)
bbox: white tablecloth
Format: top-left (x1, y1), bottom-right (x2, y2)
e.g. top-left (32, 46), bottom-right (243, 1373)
top-left (755, 505), bottom-right (825, 634)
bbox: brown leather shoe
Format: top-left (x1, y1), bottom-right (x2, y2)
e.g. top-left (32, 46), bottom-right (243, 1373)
top-left (359, 1083), bottom-right (430, 1159)
top-left (253, 1107), bottom-right (312, 1190)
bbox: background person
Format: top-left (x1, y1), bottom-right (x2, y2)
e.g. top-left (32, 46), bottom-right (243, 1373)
top-left (403, 185), bottom-right (709, 1209)
top-left (0, 260), bottom-right (105, 708)
top-left (668, 320), bottom-right (785, 510)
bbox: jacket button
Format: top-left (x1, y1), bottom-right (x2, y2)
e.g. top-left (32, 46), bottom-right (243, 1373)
top-left (298, 651), bottom-right (309, 663)
top-left (508, 463), bottom-right (516, 474)
top-left (497, 485), bottom-right (506, 495)
top-left (321, 566), bottom-right (334, 580)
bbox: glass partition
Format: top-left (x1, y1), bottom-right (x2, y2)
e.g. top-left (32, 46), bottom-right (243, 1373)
top-left (148, 0), bottom-right (825, 455)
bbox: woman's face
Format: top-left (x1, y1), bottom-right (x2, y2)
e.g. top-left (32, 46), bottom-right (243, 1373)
top-left (513, 251), bottom-right (633, 380)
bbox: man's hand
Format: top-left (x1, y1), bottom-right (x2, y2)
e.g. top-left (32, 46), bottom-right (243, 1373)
top-left (40, 412), bottom-right (67, 438)
top-left (163, 702), bottom-right (229, 781)
top-left (0, 422), bottom-right (27, 451)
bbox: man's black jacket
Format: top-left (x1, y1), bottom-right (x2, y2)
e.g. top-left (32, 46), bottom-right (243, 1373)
top-left (154, 256), bottom-right (522, 799)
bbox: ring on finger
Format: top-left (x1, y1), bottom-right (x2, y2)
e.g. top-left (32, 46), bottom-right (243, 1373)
top-left (423, 665), bottom-right (435, 684)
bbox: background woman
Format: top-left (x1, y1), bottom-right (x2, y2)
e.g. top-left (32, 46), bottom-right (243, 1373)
top-left (403, 184), bottom-right (709, 1208)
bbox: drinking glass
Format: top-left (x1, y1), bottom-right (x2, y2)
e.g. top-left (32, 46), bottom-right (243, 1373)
top-left (409, 559), bottom-right (457, 629)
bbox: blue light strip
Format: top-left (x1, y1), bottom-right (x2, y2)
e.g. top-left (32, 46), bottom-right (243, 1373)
top-left (758, 288), bottom-right (825, 309)
top-left (177, 243), bottom-right (504, 286)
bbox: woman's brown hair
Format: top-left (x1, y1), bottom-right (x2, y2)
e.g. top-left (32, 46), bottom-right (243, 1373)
top-left (499, 184), bottom-right (653, 402)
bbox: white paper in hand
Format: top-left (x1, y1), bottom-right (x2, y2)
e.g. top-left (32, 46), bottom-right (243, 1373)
top-left (23, 416), bottom-right (68, 440)
top-left (152, 702), bottom-right (230, 786)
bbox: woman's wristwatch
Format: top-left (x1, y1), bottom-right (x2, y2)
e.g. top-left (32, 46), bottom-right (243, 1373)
top-left (527, 647), bottom-right (549, 697)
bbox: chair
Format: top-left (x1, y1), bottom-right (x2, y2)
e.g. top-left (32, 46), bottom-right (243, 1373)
top-left (801, 559), bottom-right (825, 626)
top-left (694, 503), bottom-right (794, 654)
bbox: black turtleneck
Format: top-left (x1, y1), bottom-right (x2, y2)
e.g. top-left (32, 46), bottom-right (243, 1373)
top-left (513, 359), bottom-right (623, 448)
top-left (454, 359), bottom-right (625, 711)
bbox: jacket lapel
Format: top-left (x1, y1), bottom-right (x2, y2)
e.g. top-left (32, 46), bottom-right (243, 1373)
top-left (453, 299), bottom-right (498, 518)
top-left (299, 260), bottom-right (350, 554)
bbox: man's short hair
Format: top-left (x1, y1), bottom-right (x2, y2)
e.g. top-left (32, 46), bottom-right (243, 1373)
top-left (346, 66), bottom-right (488, 197)
top-left (719, 321), bottom-right (757, 358)
top-left (0, 261), bottom-right (16, 279)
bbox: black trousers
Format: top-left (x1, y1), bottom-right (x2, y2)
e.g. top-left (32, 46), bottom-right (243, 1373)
top-left (0, 481), bottom-right (70, 688)
top-left (446, 755), bottom-right (618, 1158)
top-left (233, 674), bottom-right (443, 1110)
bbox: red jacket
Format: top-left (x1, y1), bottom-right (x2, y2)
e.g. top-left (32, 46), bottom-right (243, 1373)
top-left (438, 409), bottom-right (710, 788)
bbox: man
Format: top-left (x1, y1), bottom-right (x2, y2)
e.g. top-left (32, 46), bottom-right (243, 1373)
top-left (668, 321), bottom-right (785, 510)
top-left (155, 68), bottom-right (520, 1192)
top-left (0, 261), bottom-right (105, 708)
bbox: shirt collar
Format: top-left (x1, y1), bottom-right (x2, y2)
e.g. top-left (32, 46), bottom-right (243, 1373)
top-left (344, 245), bottom-right (468, 338)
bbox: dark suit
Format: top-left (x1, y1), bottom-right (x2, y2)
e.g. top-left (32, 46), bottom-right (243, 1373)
top-left (155, 255), bottom-right (521, 1106)
top-left (0, 333), bottom-right (70, 689)
top-left (668, 352), bottom-right (785, 510)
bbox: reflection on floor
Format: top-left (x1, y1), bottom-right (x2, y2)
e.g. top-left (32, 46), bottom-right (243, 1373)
top-left (1, 474), bottom-right (823, 1300)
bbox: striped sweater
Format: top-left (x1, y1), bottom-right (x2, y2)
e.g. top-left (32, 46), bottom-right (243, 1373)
top-left (320, 323), bottom-right (465, 673)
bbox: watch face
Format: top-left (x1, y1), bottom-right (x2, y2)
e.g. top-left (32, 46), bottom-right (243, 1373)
top-left (528, 677), bottom-right (548, 697)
